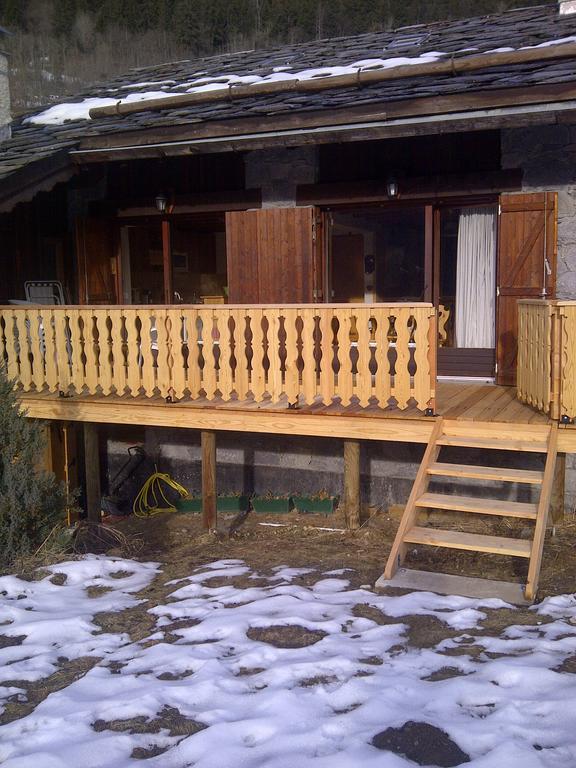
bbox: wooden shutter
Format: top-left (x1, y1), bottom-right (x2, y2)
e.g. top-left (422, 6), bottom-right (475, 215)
top-left (496, 192), bottom-right (557, 385)
top-left (226, 207), bottom-right (322, 303)
top-left (76, 217), bottom-right (120, 304)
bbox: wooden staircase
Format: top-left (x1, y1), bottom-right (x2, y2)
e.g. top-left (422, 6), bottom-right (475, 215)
top-left (378, 418), bottom-right (558, 603)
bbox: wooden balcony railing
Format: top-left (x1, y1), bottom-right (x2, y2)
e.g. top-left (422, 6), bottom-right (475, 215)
top-left (0, 303), bottom-right (436, 412)
top-left (517, 299), bottom-right (576, 421)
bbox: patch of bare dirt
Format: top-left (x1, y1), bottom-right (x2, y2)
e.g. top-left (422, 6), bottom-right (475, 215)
top-left (0, 656), bottom-right (100, 725)
top-left (555, 655), bottom-right (576, 673)
top-left (49, 572), bottom-right (67, 586)
top-left (94, 604), bottom-right (157, 644)
top-left (246, 625), bottom-right (327, 648)
top-left (0, 634), bottom-right (25, 649)
top-left (93, 705), bottom-right (205, 738)
top-left (298, 674), bottom-right (338, 687)
top-left (108, 505), bottom-right (576, 600)
top-left (86, 585), bottom-right (113, 598)
top-left (93, 706), bottom-right (206, 760)
top-left (352, 603), bottom-right (399, 626)
top-left (423, 666), bottom-right (471, 682)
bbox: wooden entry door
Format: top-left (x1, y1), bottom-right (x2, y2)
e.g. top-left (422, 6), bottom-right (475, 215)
top-left (496, 192), bottom-right (557, 385)
top-left (76, 217), bottom-right (120, 304)
top-left (226, 207), bottom-right (323, 303)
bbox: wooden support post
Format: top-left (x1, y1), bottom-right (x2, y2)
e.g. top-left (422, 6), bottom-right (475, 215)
top-left (550, 452), bottom-right (565, 524)
top-left (201, 430), bottom-right (217, 531)
top-left (83, 423), bottom-right (101, 522)
top-left (162, 217), bottom-right (173, 304)
top-left (343, 440), bottom-right (361, 530)
top-left (427, 309), bottom-right (438, 414)
top-left (39, 421), bottom-right (55, 474)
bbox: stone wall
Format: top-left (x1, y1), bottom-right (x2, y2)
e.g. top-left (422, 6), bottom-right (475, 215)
top-left (0, 51), bottom-right (10, 142)
top-left (502, 125), bottom-right (576, 301)
top-left (245, 147), bottom-right (318, 207)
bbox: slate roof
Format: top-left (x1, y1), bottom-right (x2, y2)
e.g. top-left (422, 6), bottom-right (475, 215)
top-left (2, 3), bottom-right (576, 194)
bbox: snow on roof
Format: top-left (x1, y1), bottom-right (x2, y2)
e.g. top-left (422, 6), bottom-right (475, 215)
top-left (25, 32), bottom-right (576, 127)
top-left (26, 51), bottom-right (449, 125)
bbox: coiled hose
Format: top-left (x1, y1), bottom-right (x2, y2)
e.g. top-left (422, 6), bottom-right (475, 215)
top-left (133, 471), bottom-right (190, 518)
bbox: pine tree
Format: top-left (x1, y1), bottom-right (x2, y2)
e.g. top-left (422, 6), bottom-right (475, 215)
top-left (0, 368), bottom-right (70, 568)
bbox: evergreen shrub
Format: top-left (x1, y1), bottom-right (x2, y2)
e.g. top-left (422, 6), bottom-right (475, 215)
top-left (0, 368), bottom-right (71, 568)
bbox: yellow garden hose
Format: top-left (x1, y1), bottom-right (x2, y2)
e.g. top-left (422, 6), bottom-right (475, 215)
top-left (133, 471), bottom-right (190, 518)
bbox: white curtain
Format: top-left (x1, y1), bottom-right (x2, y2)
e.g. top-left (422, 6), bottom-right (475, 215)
top-left (455, 207), bottom-right (497, 349)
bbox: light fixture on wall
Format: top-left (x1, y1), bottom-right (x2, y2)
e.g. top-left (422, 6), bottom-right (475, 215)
top-left (155, 192), bottom-right (168, 213)
top-left (386, 177), bottom-right (399, 198)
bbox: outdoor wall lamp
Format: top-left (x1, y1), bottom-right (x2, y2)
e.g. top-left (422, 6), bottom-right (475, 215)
top-left (386, 177), bottom-right (399, 198)
top-left (155, 192), bottom-right (168, 213)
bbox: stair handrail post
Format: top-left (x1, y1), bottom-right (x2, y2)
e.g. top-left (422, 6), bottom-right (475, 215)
top-left (427, 307), bottom-right (438, 414)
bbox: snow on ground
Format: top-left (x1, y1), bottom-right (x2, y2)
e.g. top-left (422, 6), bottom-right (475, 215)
top-left (1, 557), bottom-right (576, 767)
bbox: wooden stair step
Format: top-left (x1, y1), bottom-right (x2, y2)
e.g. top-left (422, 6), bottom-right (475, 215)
top-left (416, 492), bottom-right (538, 519)
top-left (427, 462), bottom-right (544, 484)
top-left (437, 435), bottom-right (548, 453)
top-left (404, 526), bottom-right (532, 557)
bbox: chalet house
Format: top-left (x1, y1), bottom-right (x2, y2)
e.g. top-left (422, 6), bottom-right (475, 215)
top-left (2, 1), bottom-right (576, 600)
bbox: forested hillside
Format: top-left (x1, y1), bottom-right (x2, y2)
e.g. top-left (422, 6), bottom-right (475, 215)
top-left (0, 0), bottom-right (545, 114)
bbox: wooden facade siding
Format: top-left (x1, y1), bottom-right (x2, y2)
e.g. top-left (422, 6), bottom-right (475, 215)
top-left (0, 303), bottom-right (436, 412)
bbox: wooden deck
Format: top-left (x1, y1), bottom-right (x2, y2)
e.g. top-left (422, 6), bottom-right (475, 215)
top-left (20, 381), bottom-right (576, 451)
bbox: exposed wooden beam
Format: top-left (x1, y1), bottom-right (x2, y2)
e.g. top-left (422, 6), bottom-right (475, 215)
top-left (161, 218), bottom-right (173, 304)
top-left (297, 171), bottom-right (522, 206)
top-left (18, 394), bottom-right (436, 443)
top-left (343, 440), bottom-right (361, 530)
top-left (117, 189), bottom-right (261, 218)
top-left (201, 430), bottom-right (217, 531)
top-left (17, 394), bottom-right (576, 452)
top-left (75, 82), bottom-right (576, 159)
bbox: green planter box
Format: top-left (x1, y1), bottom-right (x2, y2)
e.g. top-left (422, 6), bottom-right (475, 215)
top-left (252, 497), bottom-right (293, 514)
top-left (175, 496), bottom-right (249, 513)
top-left (292, 496), bottom-right (336, 515)
top-left (217, 495), bottom-right (249, 513)
top-left (175, 497), bottom-right (202, 513)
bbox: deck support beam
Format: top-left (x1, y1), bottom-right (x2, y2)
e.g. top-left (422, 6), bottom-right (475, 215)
top-left (550, 452), bottom-right (566, 524)
top-left (83, 423), bottom-right (101, 522)
top-left (343, 440), bottom-right (361, 530)
top-left (201, 430), bottom-right (217, 531)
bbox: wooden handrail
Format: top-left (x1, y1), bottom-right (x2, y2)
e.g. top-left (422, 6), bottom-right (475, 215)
top-left (0, 303), bottom-right (436, 412)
